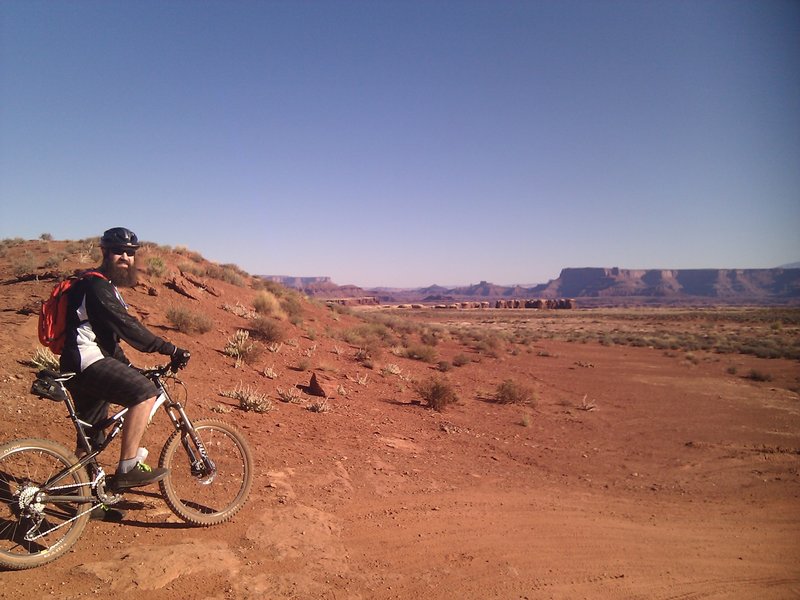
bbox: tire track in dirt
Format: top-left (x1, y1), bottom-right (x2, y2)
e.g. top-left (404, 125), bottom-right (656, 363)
top-left (232, 467), bottom-right (364, 599)
top-left (336, 482), bottom-right (800, 600)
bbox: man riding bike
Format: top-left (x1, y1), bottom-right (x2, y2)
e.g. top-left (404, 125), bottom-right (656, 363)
top-left (60, 227), bottom-right (190, 490)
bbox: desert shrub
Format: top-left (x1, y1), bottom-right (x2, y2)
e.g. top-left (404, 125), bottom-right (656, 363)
top-left (222, 262), bottom-right (250, 277)
top-left (43, 253), bottom-right (65, 268)
top-left (40, 233), bottom-right (53, 241)
top-left (12, 253), bottom-right (36, 277)
top-left (253, 278), bottom-right (286, 296)
top-left (473, 335), bottom-right (503, 357)
top-left (219, 383), bottom-right (273, 413)
top-left (369, 312), bottom-right (420, 336)
top-left (404, 343), bottom-right (437, 363)
top-left (684, 353), bottom-right (700, 365)
top-left (307, 398), bottom-right (330, 413)
top-left (437, 360), bottom-right (452, 372)
top-left (224, 329), bottom-right (259, 367)
top-left (249, 316), bottom-right (285, 343)
top-left (356, 336), bottom-right (384, 361)
top-left (29, 347), bottom-right (59, 371)
top-left (414, 376), bottom-right (458, 411)
top-left (328, 302), bottom-right (352, 316)
top-left (277, 386), bottom-right (304, 404)
top-left (146, 256), bottom-right (166, 278)
top-left (280, 292), bottom-right (304, 319)
top-left (494, 379), bottom-right (536, 405)
top-left (167, 306), bottom-right (213, 334)
top-left (252, 290), bottom-right (284, 318)
top-left (452, 353), bottom-right (471, 367)
top-left (342, 322), bottom-right (394, 346)
top-left (178, 262), bottom-right (206, 277)
top-left (420, 328), bottom-right (441, 346)
top-left (381, 363), bottom-right (402, 376)
top-left (206, 264), bottom-right (246, 287)
top-left (746, 369), bottom-right (773, 382)
top-left (174, 247), bottom-right (206, 263)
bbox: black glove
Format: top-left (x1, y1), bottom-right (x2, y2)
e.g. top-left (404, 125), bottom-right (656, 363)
top-left (170, 347), bottom-right (191, 370)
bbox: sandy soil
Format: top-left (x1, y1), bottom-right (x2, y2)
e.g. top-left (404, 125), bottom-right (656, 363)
top-left (0, 241), bottom-right (798, 599)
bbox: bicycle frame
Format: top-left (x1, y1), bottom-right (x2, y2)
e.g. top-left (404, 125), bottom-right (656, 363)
top-left (36, 364), bottom-right (217, 510)
top-left (3, 361), bottom-right (252, 567)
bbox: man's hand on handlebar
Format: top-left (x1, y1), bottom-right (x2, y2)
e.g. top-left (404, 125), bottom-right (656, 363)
top-left (170, 347), bottom-right (191, 371)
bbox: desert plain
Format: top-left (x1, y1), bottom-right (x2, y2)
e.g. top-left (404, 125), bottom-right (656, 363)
top-left (0, 239), bottom-right (798, 599)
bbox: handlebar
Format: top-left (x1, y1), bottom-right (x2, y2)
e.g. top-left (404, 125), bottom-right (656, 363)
top-left (131, 350), bottom-right (189, 381)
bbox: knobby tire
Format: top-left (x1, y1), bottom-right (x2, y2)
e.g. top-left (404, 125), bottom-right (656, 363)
top-left (0, 439), bottom-right (90, 570)
top-left (158, 419), bottom-right (253, 526)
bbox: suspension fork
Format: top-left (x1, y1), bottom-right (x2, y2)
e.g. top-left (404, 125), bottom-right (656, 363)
top-left (160, 390), bottom-right (216, 477)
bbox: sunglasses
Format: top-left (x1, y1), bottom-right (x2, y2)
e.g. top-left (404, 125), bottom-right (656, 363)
top-left (109, 247), bottom-right (137, 257)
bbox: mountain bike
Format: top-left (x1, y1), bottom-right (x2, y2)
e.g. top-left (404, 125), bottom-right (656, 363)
top-left (0, 362), bottom-right (254, 570)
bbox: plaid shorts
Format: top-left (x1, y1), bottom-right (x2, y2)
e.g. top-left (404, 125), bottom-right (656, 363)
top-left (65, 358), bottom-right (158, 449)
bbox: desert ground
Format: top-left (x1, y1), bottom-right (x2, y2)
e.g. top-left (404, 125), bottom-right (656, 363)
top-left (0, 239), bottom-right (798, 599)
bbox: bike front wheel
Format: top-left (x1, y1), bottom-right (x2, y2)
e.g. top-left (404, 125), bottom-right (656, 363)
top-left (158, 419), bottom-right (253, 526)
top-left (0, 438), bottom-right (90, 570)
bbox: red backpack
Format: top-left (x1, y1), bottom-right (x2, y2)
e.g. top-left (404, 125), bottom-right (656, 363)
top-left (38, 271), bottom-right (107, 354)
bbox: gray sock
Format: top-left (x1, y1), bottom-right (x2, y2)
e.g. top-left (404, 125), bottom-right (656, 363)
top-left (118, 457), bottom-right (138, 474)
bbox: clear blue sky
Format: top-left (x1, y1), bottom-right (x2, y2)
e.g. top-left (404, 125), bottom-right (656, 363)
top-left (1, 1), bottom-right (798, 288)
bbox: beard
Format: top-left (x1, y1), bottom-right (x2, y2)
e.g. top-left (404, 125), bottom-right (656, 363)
top-left (103, 256), bottom-right (139, 288)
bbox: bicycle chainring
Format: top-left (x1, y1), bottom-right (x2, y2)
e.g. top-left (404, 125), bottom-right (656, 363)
top-left (95, 474), bottom-right (123, 505)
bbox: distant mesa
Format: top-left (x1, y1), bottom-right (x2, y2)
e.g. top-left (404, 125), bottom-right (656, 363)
top-left (260, 275), bottom-right (378, 305)
top-left (262, 267), bottom-right (800, 306)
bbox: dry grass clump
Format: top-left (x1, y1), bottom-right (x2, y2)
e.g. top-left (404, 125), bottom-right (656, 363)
top-left (206, 263), bottom-right (247, 287)
top-left (166, 306), bottom-right (214, 335)
top-left (29, 347), bottom-right (60, 371)
top-left (279, 292), bottom-right (305, 323)
top-left (43, 253), bottom-right (66, 268)
top-left (223, 329), bottom-right (261, 367)
top-left (452, 353), bottom-right (471, 367)
top-left (404, 343), bottom-right (437, 363)
top-left (178, 262), bottom-right (206, 277)
top-left (307, 398), bottom-right (331, 413)
top-left (746, 369), bottom-right (773, 382)
top-left (414, 376), bottom-right (459, 411)
top-left (252, 290), bottom-right (286, 318)
top-left (341, 322), bottom-right (395, 348)
top-left (381, 363), bottom-right (402, 377)
top-left (365, 312), bottom-right (419, 336)
top-left (253, 278), bottom-right (286, 296)
top-left (219, 383), bottom-right (273, 413)
top-left (494, 379), bottom-right (536, 406)
top-left (249, 316), bottom-right (285, 343)
top-left (420, 327), bottom-right (444, 346)
top-left (12, 253), bottom-right (36, 277)
top-left (277, 386), bottom-right (304, 404)
top-left (146, 256), bottom-right (166, 278)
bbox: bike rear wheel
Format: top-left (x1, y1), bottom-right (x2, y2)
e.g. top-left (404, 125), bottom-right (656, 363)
top-left (158, 419), bottom-right (253, 526)
top-left (0, 439), bottom-right (90, 570)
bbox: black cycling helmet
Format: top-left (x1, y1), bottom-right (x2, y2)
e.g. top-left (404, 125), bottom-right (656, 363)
top-left (100, 227), bottom-right (140, 249)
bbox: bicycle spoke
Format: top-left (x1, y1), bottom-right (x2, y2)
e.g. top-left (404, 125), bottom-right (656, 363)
top-left (0, 440), bottom-right (90, 570)
top-left (159, 420), bottom-right (253, 526)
